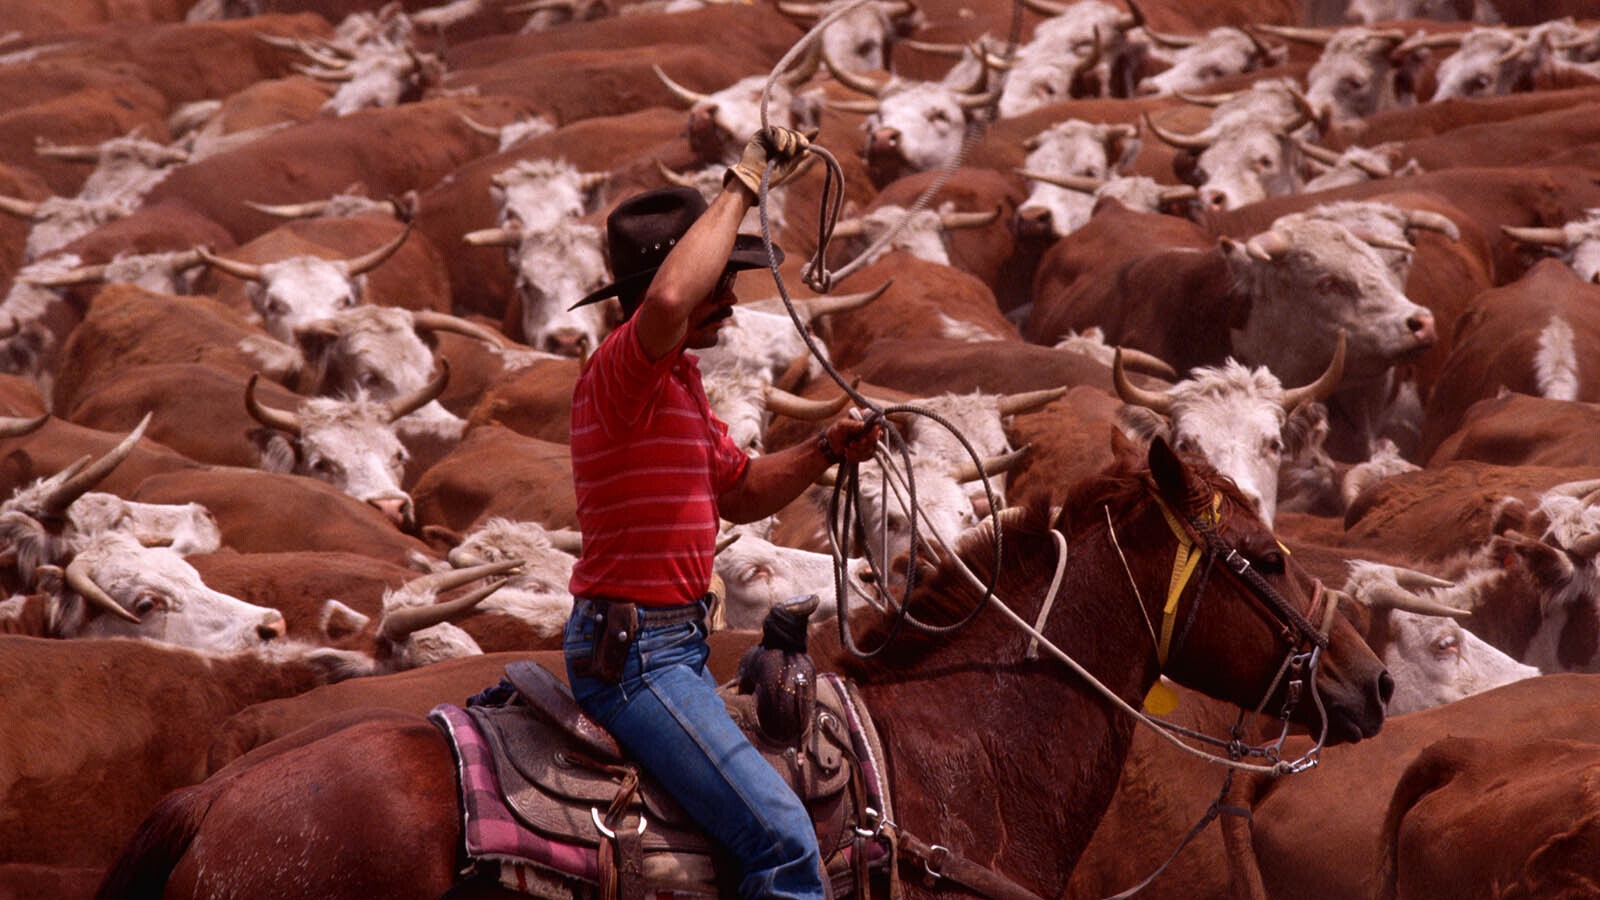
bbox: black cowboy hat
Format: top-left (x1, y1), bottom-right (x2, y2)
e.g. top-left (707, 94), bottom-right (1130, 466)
top-left (569, 186), bottom-right (783, 310)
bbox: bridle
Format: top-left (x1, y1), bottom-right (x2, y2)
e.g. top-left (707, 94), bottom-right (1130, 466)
top-left (1145, 488), bottom-right (1337, 777)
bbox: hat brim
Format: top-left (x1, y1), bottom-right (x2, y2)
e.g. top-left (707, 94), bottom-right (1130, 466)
top-left (569, 235), bottom-right (783, 310)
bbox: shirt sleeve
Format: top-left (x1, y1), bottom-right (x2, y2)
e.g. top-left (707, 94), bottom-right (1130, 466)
top-left (707, 413), bottom-right (750, 495)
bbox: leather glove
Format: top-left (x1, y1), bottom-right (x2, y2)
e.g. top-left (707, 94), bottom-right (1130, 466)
top-left (724, 126), bottom-right (812, 194)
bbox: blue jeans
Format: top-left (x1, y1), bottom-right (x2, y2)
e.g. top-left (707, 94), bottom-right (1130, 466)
top-left (563, 599), bottom-right (825, 900)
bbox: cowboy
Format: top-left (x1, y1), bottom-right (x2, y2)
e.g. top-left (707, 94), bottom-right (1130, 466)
top-left (562, 127), bottom-right (881, 899)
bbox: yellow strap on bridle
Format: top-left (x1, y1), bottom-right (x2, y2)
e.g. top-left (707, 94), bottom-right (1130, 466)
top-left (1154, 493), bottom-right (1221, 668)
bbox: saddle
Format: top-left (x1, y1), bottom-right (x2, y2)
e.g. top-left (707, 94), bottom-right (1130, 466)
top-left (435, 597), bottom-right (893, 900)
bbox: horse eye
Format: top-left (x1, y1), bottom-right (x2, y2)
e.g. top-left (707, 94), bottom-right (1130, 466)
top-left (1257, 551), bottom-right (1285, 574)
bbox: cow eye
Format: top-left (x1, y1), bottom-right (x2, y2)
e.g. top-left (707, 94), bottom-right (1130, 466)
top-left (1174, 436), bottom-right (1198, 454)
top-left (1267, 436), bottom-right (1285, 455)
top-left (927, 108), bottom-right (950, 125)
top-left (1253, 154), bottom-right (1274, 172)
top-left (742, 565), bottom-right (770, 583)
top-left (1341, 75), bottom-right (1366, 93)
top-left (310, 456), bottom-right (336, 475)
top-left (133, 593), bottom-right (162, 616)
top-left (1432, 634), bottom-right (1460, 659)
top-left (1315, 275), bottom-right (1349, 295)
top-left (268, 298), bottom-right (290, 317)
top-left (338, 295), bottom-right (357, 309)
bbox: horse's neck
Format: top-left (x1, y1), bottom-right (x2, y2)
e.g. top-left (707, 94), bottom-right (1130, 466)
top-left (843, 522), bottom-right (1169, 891)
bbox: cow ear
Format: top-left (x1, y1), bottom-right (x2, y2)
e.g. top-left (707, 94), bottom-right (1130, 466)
top-left (248, 427), bottom-right (298, 473)
top-left (1109, 422), bottom-right (1142, 464)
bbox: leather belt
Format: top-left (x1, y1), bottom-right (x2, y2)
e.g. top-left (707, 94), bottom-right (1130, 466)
top-left (581, 597), bottom-right (707, 628)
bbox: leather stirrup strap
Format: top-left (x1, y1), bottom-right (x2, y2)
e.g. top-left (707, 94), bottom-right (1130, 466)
top-left (895, 831), bottom-right (1047, 900)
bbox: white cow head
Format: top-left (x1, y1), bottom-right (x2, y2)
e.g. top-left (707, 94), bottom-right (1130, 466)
top-left (1015, 119), bottom-right (1140, 238)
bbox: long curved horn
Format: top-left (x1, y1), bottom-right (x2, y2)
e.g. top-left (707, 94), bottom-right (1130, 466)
top-left (823, 97), bottom-right (882, 115)
top-left (1294, 138), bottom-right (1343, 166)
top-left (380, 561), bottom-right (524, 639)
top-left (939, 206), bottom-right (1002, 230)
top-left (1501, 224), bottom-right (1569, 247)
top-left (653, 64), bottom-right (712, 105)
top-left (244, 373), bottom-right (302, 435)
top-left (295, 63), bottom-right (355, 82)
top-left (1015, 168), bottom-right (1104, 193)
top-left (504, 0), bottom-right (574, 13)
top-left (38, 411), bottom-right (152, 518)
top-left (196, 245), bottom-right (267, 282)
top-left (951, 445), bottom-right (1030, 483)
top-left (1141, 22), bottom-right (1200, 49)
top-left (410, 310), bottom-right (512, 348)
top-left (1159, 184), bottom-right (1199, 205)
top-left (382, 360), bottom-right (450, 422)
top-left (1403, 210), bottom-right (1459, 240)
top-left (457, 112), bottom-right (504, 138)
top-left (830, 217), bottom-right (867, 240)
top-left (1118, 0), bottom-right (1144, 30)
top-left (547, 528), bottom-right (583, 554)
top-left (895, 37), bottom-right (968, 57)
top-left (1544, 478), bottom-right (1600, 499)
top-left (1358, 582), bottom-right (1469, 619)
top-left (1393, 29), bottom-right (1464, 57)
top-left (773, 0), bottom-right (824, 18)
top-left (1117, 345), bottom-right (1178, 378)
top-left (1175, 87), bottom-right (1240, 106)
top-left (1143, 111), bottom-right (1212, 150)
top-left (996, 386), bottom-right (1067, 416)
top-left (716, 531), bottom-right (742, 554)
top-left (765, 385), bottom-right (852, 420)
top-left (1280, 330), bottom-right (1346, 410)
top-left (245, 198), bottom-right (331, 218)
top-left (65, 557), bottom-right (141, 624)
top-left (462, 225), bottom-right (522, 246)
top-left (774, 281), bottom-right (892, 322)
top-left (1568, 532), bottom-right (1600, 557)
top-left (655, 159), bottom-right (702, 188)
top-left (1249, 23), bottom-right (1333, 46)
top-left (344, 221), bottom-right (413, 276)
top-left (1113, 348), bottom-right (1172, 415)
top-left (0, 413), bottom-right (47, 437)
top-left (0, 194), bottom-right (43, 220)
top-left (33, 142), bottom-right (101, 161)
top-left (20, 262), bottom-right (110, 287)
top-left (823, 53), bottom-right (888, 99)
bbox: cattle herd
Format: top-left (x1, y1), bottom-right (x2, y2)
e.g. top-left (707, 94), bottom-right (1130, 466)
top-left (5, 0), bottom-right (1600, 894)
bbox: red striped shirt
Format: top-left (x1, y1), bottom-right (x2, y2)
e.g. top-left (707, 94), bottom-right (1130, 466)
top-left (567, 317), bottom-right (749, 607)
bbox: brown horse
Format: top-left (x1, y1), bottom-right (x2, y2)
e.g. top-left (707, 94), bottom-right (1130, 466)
top-left (95, 437), bottom-right (1390, 900)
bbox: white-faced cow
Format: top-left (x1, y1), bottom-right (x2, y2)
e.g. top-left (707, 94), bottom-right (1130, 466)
top-left (1502, 208), bottom-right (1600, 283)
top-left (1014, 118), bottom-right (1141, 239)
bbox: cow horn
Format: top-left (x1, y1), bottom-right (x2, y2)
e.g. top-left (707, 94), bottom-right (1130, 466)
top-left (382, 360), bottom-right (450, 422)
top-left (1020, 0), bottom-right (1069, 16)
top-left (547, 528), bottom-right (583, 554)
top-left (1143, 112), bottom-right (1212, 150)
top-left (996, 386), bottom-right (1067, 416)
top-left (823, 97), bottom-right (882, 115)
top-left (1568, 532), bottom-right (1600, 557)
top-left (1117, 0), bottom-right (1143, 30)
top-left (196, 244), bottom-right (267, 282)
top-left (1492, 39), bottom-right (1526, 69)
top-left (939, 206), bottom-right (1002, 230)
top-left (653, 64), bottom-right (711, 105)
top-left (380, 561), bottom-right (524, 639)
top-left (1359, 232), bottom-right (1416, 254)
top-left (823, 48), bottom-right (887, 97)
top-left (1501, 224), bottom-right (1569, 247)
top-left (1393, 30), bottom-right (1464, 57)
top-left (791, 280), bottom-right (891, 320)
top-left (0, 194), bottom-right (43, 220)
top-left (716, 531), bottom-right (741, 554)
top-left (1280, 330), bottom-right (1346, 411)
top-left (1158, 184), bottom-right (1199, 205)
top-left (457, 113), bottom-right (503, 138)
top-left (579, 171), bottom-right (607, 194)
top-left (504, 0), bottom-right (573, 13)
top-left (829, 217), bottom-right (867, 239)
top-left (951, 445), bottom-right (1030, 483)
top-left (38, 411), bottom-right (152, 518)
top-left (0, 413), bottom-right (46, 437)
top-left (410, 310), bottom-right (511, 348)
top-left (1248, 23), bottom-right (1333, 46)
top-left (345, 221), bottom-right (412, 275)
top-left (655, 159), bottom-right (701, 188)
top-left (1390, 566), bottom-right (1456, 591)
top-left (20, 262), bottom-right (110, 286)
top-left (65, 557), bottom-right (141, 624)
top-left (245, 198), bottom-right (331, 218)
top-left (462, 224), bottom-right (522, 246)
top-left (1175, 87), bottom-right (1239, 106)
top-left (1113, 348), bottom-right (1173, 416)
top-left (1403, 210), bottom-right (1459, 240)
top-left (244, 373), bottom-right (303, 435)
top-left (765, 385), bottom-right (852, 420)
top-left (895, 37), bottom-right (968, 58)
top-left (1544, 478), bottom-right (1600, 500)
top-left (1360, 582), bottom-right (1470, 619)
top-left (33, 142), bottom-right (100, 161)
top-left (1141, 23), bottom-right (1199, 49)
top-left (773, 0), bottom-right (823, 18)
top-left (1015, 168), bottom-right (1104, 193)
top-left (1244, 230), bottom-right (1292, 260)
top-left (1294, 138), bottom-right (1343, 166)
top-left (295, 63), bottom-right (355, 82)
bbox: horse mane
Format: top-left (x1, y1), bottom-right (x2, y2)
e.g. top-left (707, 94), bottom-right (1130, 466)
top-left (814, 445), bottom-right (1251, 679)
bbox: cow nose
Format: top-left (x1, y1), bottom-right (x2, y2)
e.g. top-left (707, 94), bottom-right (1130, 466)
top-left (1201, 188), bottom-right (1229, 211)
top-left (542, 328), bottom-right (589, 358)
top-left (368, 496), bottom-right (412, 530)
top-left (258, 612), bottom-right (287, 642)
top-left (1407, 310), bottom-right (1437, 347)
top-left (1014, 207), bottom-right (1054, 239)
